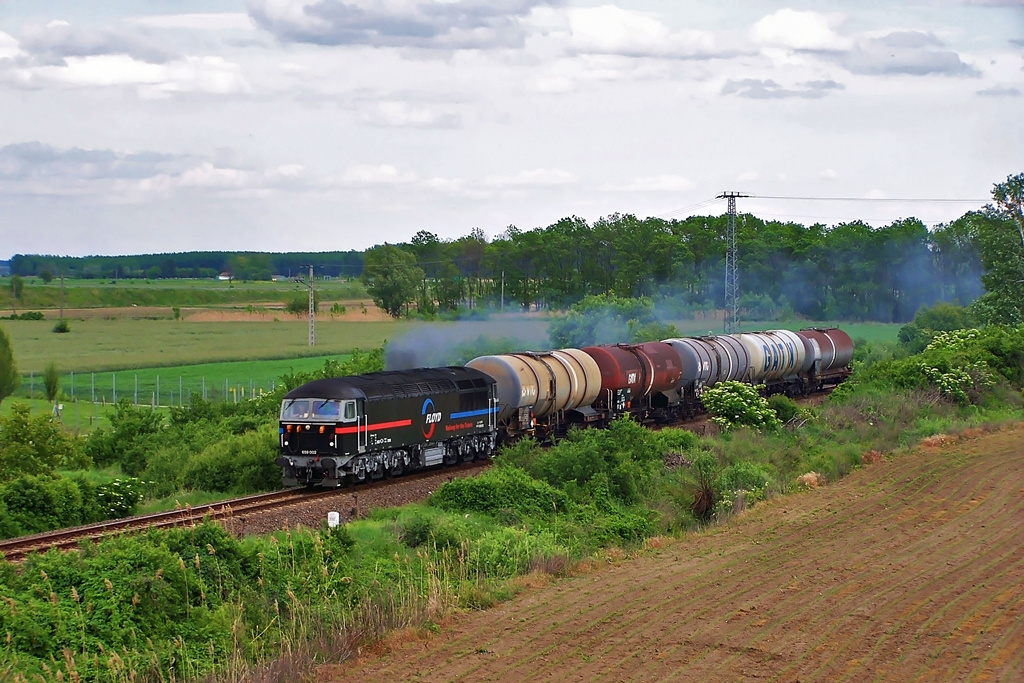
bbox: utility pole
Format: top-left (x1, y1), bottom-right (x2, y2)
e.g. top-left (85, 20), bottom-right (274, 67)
top-left (717, 192), bottom-right (749, 334)
top-left (306, 264), bottom-right (315, 346)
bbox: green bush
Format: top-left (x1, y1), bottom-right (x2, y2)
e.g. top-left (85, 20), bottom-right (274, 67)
top-left (182, 423), bottom-right (280, 493)
top-left (701, 381), bottom-right (782, 431)
top-left (0, 403), bottom-right (86, 480)
top-left (767, 394), bottom-right (799, 423)
top-left (430, 464), bottom-right (571, 519)
top-left (717, 461), bottom-right (773, 502)
top-left (83, 400), bottom-right (164, 473)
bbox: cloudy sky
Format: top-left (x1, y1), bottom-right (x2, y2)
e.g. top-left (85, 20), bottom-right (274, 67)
top-left (0, 1), bottom-right (1021, 258)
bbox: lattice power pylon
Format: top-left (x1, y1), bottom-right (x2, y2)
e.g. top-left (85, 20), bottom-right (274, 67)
top-left (718, 192), bottom-right (749, 334)
top-left (306, 264), bottom-right (315, 346)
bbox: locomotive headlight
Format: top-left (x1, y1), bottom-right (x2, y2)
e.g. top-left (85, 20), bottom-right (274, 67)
top-left (305, 424), bottom-right (310, 431)
top-left (283, 440), bottom-right (289, 446)
top-left (285, 424), bottom-right (293, 433)
top-left (319, 426), bottom-right (325, 434)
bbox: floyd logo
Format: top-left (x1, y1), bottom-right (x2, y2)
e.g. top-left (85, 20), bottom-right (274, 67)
top-left (421, 398), bottom-right (442, 439)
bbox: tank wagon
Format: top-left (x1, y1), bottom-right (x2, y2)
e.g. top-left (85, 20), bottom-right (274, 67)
top-left (278, 328), bottom-right (853, 486)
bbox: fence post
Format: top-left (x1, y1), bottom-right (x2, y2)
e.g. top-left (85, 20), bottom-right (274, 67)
top-left (29, 371), bottom-right (33, 399)
top-left (91, 373), bottom-right (95, 403)
top-left (134, 374), bottom-right (138, 406)
top-left (156, 376), bottom-right (160, 407)
top-left (112, 373), bottom-right (116, 403)
top-left (202, 377), bottom-right (206, 401)
top-left (71, 371), bottom-right (74, 401)
top-left (179, 376), bottom-right (183, 406)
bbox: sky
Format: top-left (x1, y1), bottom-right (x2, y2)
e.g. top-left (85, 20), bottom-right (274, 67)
top-left (0, 0), bottom-right (1021, 258)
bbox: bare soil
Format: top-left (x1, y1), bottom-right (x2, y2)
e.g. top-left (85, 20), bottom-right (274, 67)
top-left (323, 424), bottom-right (1024, 682)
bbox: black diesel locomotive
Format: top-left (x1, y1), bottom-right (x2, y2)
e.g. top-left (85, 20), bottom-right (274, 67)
top-left (279, 327), bottom-right (854, 487)
top-left (276, 367), bottom-right (497, 486)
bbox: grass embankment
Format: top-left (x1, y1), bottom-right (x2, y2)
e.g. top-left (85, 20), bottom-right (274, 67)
top-left (2, 386), bottom-right (1020, 682)
top-left (0, 277), bottom-right (367, 310)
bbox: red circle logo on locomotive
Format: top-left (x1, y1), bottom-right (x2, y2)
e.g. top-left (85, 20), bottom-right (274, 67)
top-left (421, 398), bottom-right (442, 439)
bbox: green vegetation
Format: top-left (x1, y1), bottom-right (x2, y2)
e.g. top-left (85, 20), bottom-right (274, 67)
top-left (548, 294), bottom-right (680, 347)
top-left (0, 276), bottom-right (367, 312)
top-left (361, 243), bottom-right (424, 317)
top-left (5, 321), bottom-right (1023, 680)
top-left (0, 326), bottom-right (19, 407)
top-left (700, 382), bottom-right (782, 432)
top-left (2, 318), bottom-right (403, 375)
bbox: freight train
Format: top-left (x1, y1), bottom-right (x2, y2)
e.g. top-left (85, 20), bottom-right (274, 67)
top-left (276, 328), bottom-right (853, 487)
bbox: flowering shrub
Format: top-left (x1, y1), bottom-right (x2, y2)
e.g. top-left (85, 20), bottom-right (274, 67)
top-left (925, 328), bottom-right (981, 352)
top-left (96, 477), bottom-right (147, 518)
top-left (920, 361), bottom-right (996, 405)
top-left (700, 381), bottom-right (782, 432)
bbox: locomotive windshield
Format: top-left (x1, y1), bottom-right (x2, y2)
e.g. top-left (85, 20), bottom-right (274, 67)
top-left (280, 398), bottom-right (349, 421)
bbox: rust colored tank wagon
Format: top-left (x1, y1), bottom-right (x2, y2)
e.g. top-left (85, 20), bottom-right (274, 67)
top-left (800, 327), bottom-right (854, 375)
top-left (582, 342), bottom-right (682, 411)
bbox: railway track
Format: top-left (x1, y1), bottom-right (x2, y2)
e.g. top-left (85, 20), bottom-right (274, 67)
top-left (0, 461), bottom-right (492, 562)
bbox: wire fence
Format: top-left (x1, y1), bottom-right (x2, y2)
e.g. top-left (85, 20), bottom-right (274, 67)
top-left (15, 371), bottom-right (279, 408)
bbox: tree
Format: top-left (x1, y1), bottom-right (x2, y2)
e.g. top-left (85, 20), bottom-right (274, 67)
top-left (972, 173), bottom-right (1024, 324)
top-left (361, 244), bottom-right (424, 318)
top-left (39, 270), bottom-right (54, 284)
top-left (9, 275), bottom-right (23, 314)
top-left (0, 326), bottom-right (19, 407)
top-left (43, 361), bottom-right (60, 404)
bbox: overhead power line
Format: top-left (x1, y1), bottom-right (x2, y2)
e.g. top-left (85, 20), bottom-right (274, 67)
top-left (749, 195), bottom-right (988, 203)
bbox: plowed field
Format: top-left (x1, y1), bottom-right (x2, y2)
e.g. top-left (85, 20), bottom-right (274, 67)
top-left (324, 425), bottom-right (1024, 682)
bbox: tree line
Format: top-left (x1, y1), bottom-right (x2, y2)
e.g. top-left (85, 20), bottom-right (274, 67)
top-left (362, 174), bottom-right (1023, 325)
top-left (8, 251), bottom-right (363, 281)
top-left (362, 211), bottom-right (988, 323)
top-left (8, 173), bottom-right (1024, 325)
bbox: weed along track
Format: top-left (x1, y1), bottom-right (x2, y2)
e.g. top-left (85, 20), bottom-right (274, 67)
top-left (0, 462), bottom-right (491, 561)
top-left (323, 426), bottom-right (1024, 683)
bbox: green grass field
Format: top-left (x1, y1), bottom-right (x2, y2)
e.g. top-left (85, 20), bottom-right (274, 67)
top-left (2, 318), bottom-right (407, 373)
top-left (0, 276), bottom-right (367, 310)
top-left (15, 355), bottom-right (352, 405)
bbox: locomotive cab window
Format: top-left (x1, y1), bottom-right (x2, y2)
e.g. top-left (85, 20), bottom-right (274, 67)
top-left (311, 400), bottom-right (341, 420)
top-left (281, 399), bottom-right (311, 420)
top-left (341, 400), bottom-right (357, 422)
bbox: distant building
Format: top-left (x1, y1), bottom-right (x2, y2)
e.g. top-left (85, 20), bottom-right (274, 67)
top-left (218, 272), bottom-right (232, 281)
top-left (0, 261), bottom-right (10, 277)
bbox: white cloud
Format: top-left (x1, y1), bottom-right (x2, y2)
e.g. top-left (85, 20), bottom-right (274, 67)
top-left (751, 9), bottom-right (851, 51)
top-left (247, 0), bottom-right (546, 50)
top-left (566, 5), bottom-right (718, 59)
top-left (335, 163), bottom-right (418, 185)
top-left (737, 171), bottom-right (759, 182)
top-left (482, 168), bottom-right (577, 187)
top-left (821, 169), bottom-right (838, 179)
top-left (128, 13), bottom-right (258, 31)
top-left (355, 100), bottom-right (462, 128)
top-left (3, 53), bottom-right (251, 98)
top-left (602, 175), bottom-right (696, 192)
